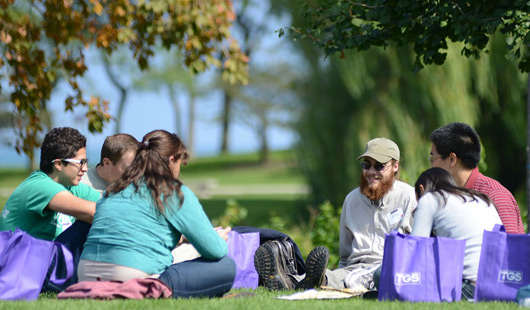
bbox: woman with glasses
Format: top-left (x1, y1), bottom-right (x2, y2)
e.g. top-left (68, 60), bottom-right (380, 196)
top-left (412, 167), bottom-right (502, 301)
top-left (78, 129), bottom-right (235, 298)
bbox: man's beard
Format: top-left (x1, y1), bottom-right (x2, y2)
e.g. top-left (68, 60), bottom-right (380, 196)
top-left (360, 173), bottom-right (395, 201)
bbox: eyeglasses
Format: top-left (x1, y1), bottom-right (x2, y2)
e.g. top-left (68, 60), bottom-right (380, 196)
top-left (361, 161), bottom-right (390, 172)
top-left (52, 158), bottom-right (89, 167)
top-left (429, 155), bottom-right (442, 164)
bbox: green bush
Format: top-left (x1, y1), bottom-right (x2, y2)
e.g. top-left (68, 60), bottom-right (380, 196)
top-left (267, 210), bottom-right (287, 232)
top-left (311, 201), bottom-right (341, 269)
top-left (212, 199), bottom-right (248, 227)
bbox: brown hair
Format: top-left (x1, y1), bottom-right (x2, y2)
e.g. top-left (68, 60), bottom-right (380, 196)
top-left (105, 130), bottom-right (189, 214)
top-left (100, 133), bottom-right (139, 165)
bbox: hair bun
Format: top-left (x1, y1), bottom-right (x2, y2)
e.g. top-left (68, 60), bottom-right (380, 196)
top-left (139, 140), bottom-right (150, 150)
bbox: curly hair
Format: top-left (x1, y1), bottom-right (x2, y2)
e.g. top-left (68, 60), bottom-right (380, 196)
top-left (105, 130), bottom-right (189, 214)
top-left (40, 127), bottom-right (87, 173)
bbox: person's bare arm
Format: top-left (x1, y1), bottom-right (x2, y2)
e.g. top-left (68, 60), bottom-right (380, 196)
top-left (215, 226), bottom-right (232, 241)
top-left (47, 191), bottom-right (96, 223)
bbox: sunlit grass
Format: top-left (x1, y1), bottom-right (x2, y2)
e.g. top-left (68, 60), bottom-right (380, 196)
top-left (0, 168), bottom-right (30, 188)
top-left (181, 150), bottom-right (304, 185)
top-left (0, 288), bottom-right (520, 310)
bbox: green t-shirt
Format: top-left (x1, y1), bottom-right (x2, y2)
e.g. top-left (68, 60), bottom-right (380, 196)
top-left (0, 170), bottom-right (101, 240)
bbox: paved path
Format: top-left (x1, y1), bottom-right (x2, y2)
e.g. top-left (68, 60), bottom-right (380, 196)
top-left (0, 181), bottom-right (309, 199)
top-left (187, 183), bottom-right (308, 198)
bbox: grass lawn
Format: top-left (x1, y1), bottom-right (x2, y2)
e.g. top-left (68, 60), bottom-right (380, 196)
top-left (181, 150), bottom-right (304, 185)
top-left (0, 289), bottom-right (521, 310)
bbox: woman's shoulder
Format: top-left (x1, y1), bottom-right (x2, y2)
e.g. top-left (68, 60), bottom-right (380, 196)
top-left (418, 192), bottom-right (439, 203)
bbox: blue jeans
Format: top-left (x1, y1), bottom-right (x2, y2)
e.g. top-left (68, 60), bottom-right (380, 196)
top-left (158, 256), bottom-right (236, 298)
top-left (42, 220), bottom-right (91, 292)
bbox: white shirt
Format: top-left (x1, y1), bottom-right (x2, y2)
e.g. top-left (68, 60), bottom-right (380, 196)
top-left (412, 191), bottom-right (502, 281)
top-left (80, 165), bottom-right (108, 194)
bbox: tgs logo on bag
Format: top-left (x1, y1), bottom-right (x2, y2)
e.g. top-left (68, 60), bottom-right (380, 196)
top-left (498, 270), bottom-right (523, 284)
top-left (394, 272), bottom-right (421, 285)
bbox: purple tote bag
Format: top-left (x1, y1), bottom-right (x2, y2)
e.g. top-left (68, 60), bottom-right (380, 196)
top-left (0, 229), bottom-right (74, 300)
top-left (379, 231), bottom-right (466, 302)
top-left (475, 225), bottom-right (530, 302)
top-left (226, 231), bottom-right (260, 289)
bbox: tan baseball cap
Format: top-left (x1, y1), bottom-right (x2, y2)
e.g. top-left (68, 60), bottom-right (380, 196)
top-left (357, 138), bottom-right (400, 162)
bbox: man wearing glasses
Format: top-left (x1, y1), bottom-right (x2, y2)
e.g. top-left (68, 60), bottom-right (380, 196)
top-left (324, 137), bottom-right (416, 291)
top-left (429, 122), bottom-right (524, 234)
top-left (0, 127), bottom-right (101, 290)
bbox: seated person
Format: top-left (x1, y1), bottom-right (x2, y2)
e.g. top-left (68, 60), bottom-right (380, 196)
top-left (429, 122), bottom-right (524, 234)
top-left (80, 133), bottom-right (138, 193)
top-left (412, 167), bottom-right (502, 301)
top-left (254, 138), bottom-right (416, 291)
top-left (78, 130), bottom-right (236, 298)
top-left (324, 138), bottom-right (417, 291)
top-left (0, 127), bottom-right (100, 289)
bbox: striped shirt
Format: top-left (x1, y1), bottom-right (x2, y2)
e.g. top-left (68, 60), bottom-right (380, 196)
top-left (465, 167), bottom-right (524, 234)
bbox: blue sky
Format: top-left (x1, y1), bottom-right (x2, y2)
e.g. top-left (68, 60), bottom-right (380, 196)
top-left (0, 2), bottom-right (301, 168)
top-left (0, 74), bottom-right (296, 167)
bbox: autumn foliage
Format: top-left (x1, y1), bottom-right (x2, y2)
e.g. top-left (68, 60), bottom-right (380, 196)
top-left (0, 0), bottom-right (248, 161)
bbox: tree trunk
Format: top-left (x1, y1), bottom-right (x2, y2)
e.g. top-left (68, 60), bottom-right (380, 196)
top-left (101, 52), bottom-right (128, 134)
top-left (167, 85), bottom-right (182, 136)
top-left (220, 91), bottom-right (232, 154)
top-left (259, 118), bottom-right (269, 164)
top-left (188, 93), bottom-right (196, 157)
top-left (114, 88), bottom-right (127, 134)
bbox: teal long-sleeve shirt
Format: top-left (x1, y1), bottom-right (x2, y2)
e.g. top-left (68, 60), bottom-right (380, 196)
top-left (81, 183), bottom-right (227, 275)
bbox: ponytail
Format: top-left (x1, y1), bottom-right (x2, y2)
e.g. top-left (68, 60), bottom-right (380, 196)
top-left (105, 130), bottom-right (188, 214)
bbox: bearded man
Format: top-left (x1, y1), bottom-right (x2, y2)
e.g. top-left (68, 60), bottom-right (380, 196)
top-left (324, 137), bottom-right (417, 290)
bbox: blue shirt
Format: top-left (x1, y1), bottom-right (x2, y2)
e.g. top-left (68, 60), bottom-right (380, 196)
top-left (81, 183), bottom-right (227, 274)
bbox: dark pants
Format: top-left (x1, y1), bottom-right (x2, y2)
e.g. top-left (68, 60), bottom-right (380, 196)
top-left (461, 279), bottom-right (476, 302)
top-left (158, 256), bottom-right (236, 298)
top-left (42, 220), bottom-right (91, 292)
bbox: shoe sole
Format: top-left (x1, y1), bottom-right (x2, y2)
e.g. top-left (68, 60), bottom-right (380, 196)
top-left (296, 246), bottom-right (329, 290)
top-left (254, 242), bottom-right (294, 290)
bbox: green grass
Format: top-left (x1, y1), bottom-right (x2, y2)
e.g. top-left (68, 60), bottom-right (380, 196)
top-left (0, 289), bottom-right (520, 309)
top-left (0, 168), bottom-right (31, 208)
top-left (0, 168), bottom-right (30, 188)
top-left (181, 150), bottom-right (304, 185)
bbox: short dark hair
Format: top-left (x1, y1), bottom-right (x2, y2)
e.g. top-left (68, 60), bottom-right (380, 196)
top-left (429, 122), bottom-right (481, 169)
top-left (40, 127), bottom-right (87, 173)
top-left (100, 133), bottom-right (139, 165)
